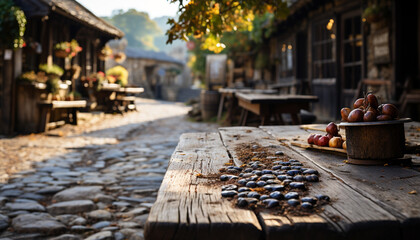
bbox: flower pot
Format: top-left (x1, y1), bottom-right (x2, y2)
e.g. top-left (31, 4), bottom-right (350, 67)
top-left (55, 50), bottom-right (70, 58)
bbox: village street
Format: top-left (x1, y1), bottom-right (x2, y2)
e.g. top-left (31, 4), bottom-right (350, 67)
top-left (0, 98), bottom-right (218, 240)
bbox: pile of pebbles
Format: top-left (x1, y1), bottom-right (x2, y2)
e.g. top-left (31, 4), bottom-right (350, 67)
top-left (219, 144), bottom-right (330, 213)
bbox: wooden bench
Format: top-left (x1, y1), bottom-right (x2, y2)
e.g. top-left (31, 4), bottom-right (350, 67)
top-left (145, 124), bottom-right (420, 240)
top-left (38, 100), bottom-right (86, 132)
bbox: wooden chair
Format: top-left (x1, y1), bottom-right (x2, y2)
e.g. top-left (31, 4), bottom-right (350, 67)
top-left (398, 77), bottom-right (420, 117)
top-left (353, 79), bottom-right (392, 104)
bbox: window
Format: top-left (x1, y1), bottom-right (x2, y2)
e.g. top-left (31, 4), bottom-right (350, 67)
top-left (342, 14), bottom-right (362, 89)
top-left (312, 18), bottom-right (336, 79)
top-left (278, 40), bottom-right (294, 79)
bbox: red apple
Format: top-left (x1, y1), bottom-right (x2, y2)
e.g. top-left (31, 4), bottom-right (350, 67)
top-left (326, 122), bottom-right (338, 136)
top-left (318, 136), bottom-right (330, 146)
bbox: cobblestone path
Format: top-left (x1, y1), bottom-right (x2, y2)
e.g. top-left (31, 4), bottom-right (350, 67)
top-left (0, 98), bottom-right (218, 240)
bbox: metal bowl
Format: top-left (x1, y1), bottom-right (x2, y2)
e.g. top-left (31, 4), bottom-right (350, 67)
top-left (338, 118), bottom-right (411, 165)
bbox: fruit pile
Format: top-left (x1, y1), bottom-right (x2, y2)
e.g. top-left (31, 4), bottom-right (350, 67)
top-left (307, 122), bottom-right (346, 149)
top-left (341, 93), bottom-right (399, 122)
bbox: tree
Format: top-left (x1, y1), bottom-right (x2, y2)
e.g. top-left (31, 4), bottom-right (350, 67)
top-left (166, 0), bottom-right (289, 51)
top-left (104, 9), bottom-right (162, 51)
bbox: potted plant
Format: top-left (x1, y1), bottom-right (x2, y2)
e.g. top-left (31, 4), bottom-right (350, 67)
top-left (363, 5), bottom-right (389, 23)
top-left (54, 39), bottom-right (82, 58)
top-left (39, 63), bottom-right (64, 78)
top-left (106, 65), bottom-right (128, 87)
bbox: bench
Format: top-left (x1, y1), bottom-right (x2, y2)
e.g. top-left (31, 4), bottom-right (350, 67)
top-left (145, 125), bottom-right (420, 240)
top-left (38, 100), bottom-right (87, 132)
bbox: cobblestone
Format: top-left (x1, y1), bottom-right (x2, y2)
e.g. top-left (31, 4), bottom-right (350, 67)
top-left (0, 98), bottom-right (218, 239)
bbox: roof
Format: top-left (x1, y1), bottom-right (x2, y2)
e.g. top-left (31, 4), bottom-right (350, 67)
top-left (14, 0), bottom-right (124, 38)
top-left (125, 47), bottom-right (184, 65)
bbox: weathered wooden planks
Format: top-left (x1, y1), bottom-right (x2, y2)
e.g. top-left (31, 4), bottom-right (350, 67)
top-left (144, 132), bottom-right (262, 240)
top-left (219, 127), bottom-right (403, 240)
top-left (262, 125), bottom-right (420, 239)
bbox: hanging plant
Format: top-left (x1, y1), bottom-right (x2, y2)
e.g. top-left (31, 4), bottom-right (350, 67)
top-left (363, 4), bottom-right (389, 23)
top-left (0, 0), bottom-right (26, 49)
top-left (98, 45), bottom-right (113, 61)
top-left (54, 39), bottom-right (82, 58)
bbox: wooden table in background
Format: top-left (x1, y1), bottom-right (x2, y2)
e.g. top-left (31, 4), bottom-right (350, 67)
top-left (145, 123), bottom-right (420, 240)
top-left (235, 92), bottom-right (319, 125)
top-left (96, 84), bottom-right (144, 113)
top-left (217, 88), bottom-right (278, 125)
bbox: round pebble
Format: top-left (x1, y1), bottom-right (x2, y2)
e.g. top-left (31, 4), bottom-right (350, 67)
top-left (252, 170), bottom-right (262, 176)
top-left (221, 184), bottom-right (237, 191)
top-left (301, 197), bottom-right (317, 204)
top-left (284, 192), bottom-right (299, 199)
top-left (287, 199), bottom-right (300, 206)
top-left (260, 174), bottom-right (276, 181)
top-left (256, 181), bottom-right (267, 187)
top-left (282, 179), bottom-right (292, 185)
top-left (238, 179), bottom-right (247, 186)
top-left (264, 199), bottom-right (280, 208)
top-left (237, 198), bottom-right (248, 207)
top-left (281, 166), bottom-right (291, 170)
top-left (303, 169), bottom-right (318, 175)
top-left (247, 192), bottom-right (260, 199)
top-left (238, 192), bottom-right (249, 198)
top-left (291, 166), bottom-right (302, 170)
top-left (287, 170), bottom-right (301, 176)
top-left (306, 174), bottom-right (319, 182)
top-left (264, 184), bottom-right (285, 192)
top-left (289, 182), bottom-right (305, 189)
top-left (252, 145), bottom-right (259, 149)
top-left (289, 159), bottom-right (299, 163)
top-left (315, 194), bottom-right (330, 201)
top-left (272, 165), bottom-right (282, 170)
top-left (293, 175), bottom-right (305, 182)
top-left (260, 195), bottom-right (270, 201)
top-left (244, 168), bottom-right (253, 173)
top-left (277, 175), bottom-right (290, 181)
top-left (221, 190), bottom-right (237, 197)
top-left (301, 202), bottom-right (313, 209)
top-left (269, 191), bottom-right (284, 200)
top-left (242, 173), bottom-right (254, 178)
top-left (261, 169), bottom-right (273, 174)
top-left (275, 151), bottom-right (284, 156)
top-left (246, 181), bottom-right (257, 188)
top-left (238, 187), bottom-right (250, 193)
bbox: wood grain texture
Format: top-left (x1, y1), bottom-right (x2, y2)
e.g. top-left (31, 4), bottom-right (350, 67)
top-left (219, 127), bottom-right (402, 240)
top-left (145, 132), bottom-right (262, 240)
top-left (262, 125), bottom-right (420, 239)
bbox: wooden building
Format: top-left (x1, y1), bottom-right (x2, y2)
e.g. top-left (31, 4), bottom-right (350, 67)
top-left (106, 46), bottom-right (185, 101)
top-left (0, 0), bottom-right (123, 134)
top-left (267, 0), bottom-right (420, 121)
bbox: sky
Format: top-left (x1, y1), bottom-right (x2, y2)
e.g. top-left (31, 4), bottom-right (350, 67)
top-left (76, 0), bottom-right (179, 18)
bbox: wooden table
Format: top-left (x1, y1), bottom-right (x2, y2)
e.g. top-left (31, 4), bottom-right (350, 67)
top-left (236, 93), bottom-right (319, 125)
top-left (145, 123), bottom-right (420, 240)
top-left (217, 88), bottom-right (278, 125)
top-left (38, 100), bottom-right (87, 132)
top-left (96, 84), bottom-right (144, 113)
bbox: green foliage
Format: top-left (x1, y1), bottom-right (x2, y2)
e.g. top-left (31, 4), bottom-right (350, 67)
top-left (0, 0), bottom-right (26, 48)
top-left (39, 64), bottom-right (64, 77)
top-left (106, 65), bottom-right (129, 87)
top-left (46, 78), bottom-right (60, 94)
top-left (166, 0), bottom-right (289, 51)
top-left (104, 9), bottom-right (162, 51)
